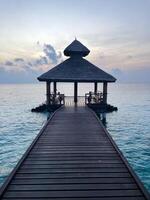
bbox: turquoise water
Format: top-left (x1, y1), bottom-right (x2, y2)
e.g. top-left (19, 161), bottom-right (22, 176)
top-left (0, 84), bottom-right (48, 184)
top-left (0, 83), bottom-right (150, 192)
top-left (106, 83), bottom-right (150, 191)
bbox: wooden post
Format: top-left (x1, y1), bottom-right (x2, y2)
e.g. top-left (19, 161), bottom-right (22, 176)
top-left (94, 82), bottom-right (98, 94)
top-left (46, 82), bottom-right (51, 105)
top-left (103, 82), bottom-right (108, 104)
top-left (54, 82), bottom-right (57, 95)
top-left (74, 82), bottom-right (78, 103)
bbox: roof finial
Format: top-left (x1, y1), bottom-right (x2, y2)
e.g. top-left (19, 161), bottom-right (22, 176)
top-left (75, 36), bottom-right (77, 40)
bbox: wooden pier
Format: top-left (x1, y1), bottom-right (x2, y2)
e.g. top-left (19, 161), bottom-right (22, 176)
top-left (0, 105), bottom-right (149, 199)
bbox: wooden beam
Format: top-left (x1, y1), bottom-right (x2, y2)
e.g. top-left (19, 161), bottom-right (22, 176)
top-left (54, 82), bottom-right (57, 95)
top-left (103, 82), bottom-right (107, 104)
top-left (46, 82), bottom-right (51, 105)
top-left (94, 82), bottom-right (98, 94)
top-left (74, 82), bottom-right (78, 103)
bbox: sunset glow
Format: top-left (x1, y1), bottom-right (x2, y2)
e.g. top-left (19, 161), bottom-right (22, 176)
top-left (0, 0), bottom-right (150, 82)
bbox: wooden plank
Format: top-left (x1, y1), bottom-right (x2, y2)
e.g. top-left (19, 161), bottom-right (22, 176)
top-left (33, 145), bottom-right (113, 147)
top-left (24, 160), bottom-right (124, 164)
top-left (15, 172), bottom-right (132, 179)
top-left (0, 107), bottom-right (63, 198)
top-left (18, 168), bottom-right (128, 173)
top-left (28, 153), bottom-right (119, 157)
top-left (11, 177), bottom-right (135, 184)
top-left (26, 157), bottom-right (121, 161)
top-left (3, 190), bottom-right (143, 198)
top-left (30, 150), bottom-right (117, 154)
top-left (32, 147), bottom-right (115, 150)
top-left (8, 183), bottom-right (138, 191)
top-left (22, 163), bottom-right (125, 168)
top-left (0, 106), bottom-right (149, 199)
top-left (1, 197), bottom-right (146, 200)
top-left (89, 108), bottom-right (150, 199)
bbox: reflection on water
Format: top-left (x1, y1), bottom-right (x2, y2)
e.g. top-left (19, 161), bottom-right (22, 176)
top-left (0, 83), bottom-right (150, 191)
top-left (98, 112), bottom-right (107, 126)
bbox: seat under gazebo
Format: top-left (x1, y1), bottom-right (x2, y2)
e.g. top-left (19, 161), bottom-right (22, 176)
top-left (33, 39), bottom-right (117, 112)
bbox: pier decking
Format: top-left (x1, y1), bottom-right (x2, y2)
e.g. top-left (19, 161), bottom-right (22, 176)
top-left (0, 106), bottom-right (149, 199)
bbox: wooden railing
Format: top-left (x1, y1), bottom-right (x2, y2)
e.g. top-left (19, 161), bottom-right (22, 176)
top-left (65, 96), bottom-right (85, 106)
top-left (47, 91), bottom-right (103, 106)
top-left (85, 92), bottom-right (103, 104)
top-left (48, 93), bottom-right (65, 105)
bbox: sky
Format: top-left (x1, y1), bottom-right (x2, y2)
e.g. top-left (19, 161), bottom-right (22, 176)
top-left (0, 0), bottom-right (150, 83)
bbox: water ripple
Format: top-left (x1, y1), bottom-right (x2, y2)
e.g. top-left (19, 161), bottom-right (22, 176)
top-left (0, 83), bottom-right (150, 192)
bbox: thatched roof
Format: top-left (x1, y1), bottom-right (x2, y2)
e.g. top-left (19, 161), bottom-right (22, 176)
top-left (38, 39), bottom-right (116, 83)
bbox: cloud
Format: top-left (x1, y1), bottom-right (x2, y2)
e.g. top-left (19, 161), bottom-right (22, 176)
top-left (99, 52), bottom-right (105, 59)
top-left (32, 43), bottom-right (63, 68)
top-left (0, 67), bottom-right (39, 83)
top-left (1, 40), bottom-right (150, 83)
top-left (34, 56), bottom-right (48, 66)
top-left (111, 68), bottom-right (123, 76)
top-left (0, 42), bottom-right (63, 74)
top-left (14, 58), bottom-right (24, 62)
top-left (0, 42), bottom-right (63, 83)
top-left (43, 44), bottom-right (62, 65)
top-left (110, 68), bottom-right (124, 82)
top-left (5, 61), bottom-right (14, 66)
top-left (126, 55), bottom-right (133, 59)
top-left (110, 67), bottom-right (150, 83)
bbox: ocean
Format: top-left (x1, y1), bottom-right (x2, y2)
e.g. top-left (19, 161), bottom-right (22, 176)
top-left (0, 83), bottom-right (150, 191)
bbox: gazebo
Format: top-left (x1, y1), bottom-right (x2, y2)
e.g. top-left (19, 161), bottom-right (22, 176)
top-left (37, 39), bottom-right (116, 106)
